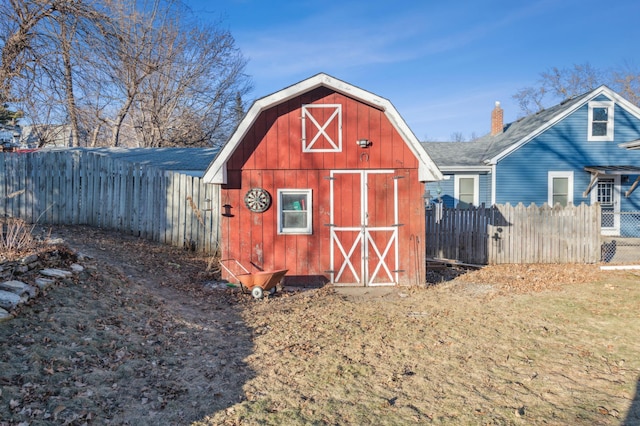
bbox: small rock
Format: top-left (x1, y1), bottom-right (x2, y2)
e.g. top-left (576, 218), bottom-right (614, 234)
top-left (46, 237), bottom-right (65, 245)
top-left (20, 254), bottom-right (39, 265)
top-left (203, 281), bottom-right (231, 290)
top-left (14, 265), bottom-right (28, 274)
top-left (0, 280), bottom-right (37, 298)
top-left (40, 268), bottom-right (73, 278)
top-left (70, 264), bottom-right (84, 273)
top-left (76, 252), bottom-right (93, 261)
top-left (35, 277), bottom-right (56, 290)
top-left (0, 289), bottom-right (24, 310)
top-left (0, 307), bottom-right (12, 322)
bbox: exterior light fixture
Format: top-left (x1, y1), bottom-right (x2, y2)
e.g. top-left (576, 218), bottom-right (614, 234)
top-left (423, 190), bottom-right (433, 209)
top-left (356, 139), bottom-right (371, 148)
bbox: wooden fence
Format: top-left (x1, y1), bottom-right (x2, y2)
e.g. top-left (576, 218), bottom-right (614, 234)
top-left (426, 202), bottom-right (601, 264)
top-left (0, 150), bottom-right (219, 253)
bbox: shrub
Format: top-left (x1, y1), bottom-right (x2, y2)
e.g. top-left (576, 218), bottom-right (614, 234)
top-left (0, 218), bottom-right (37, 256)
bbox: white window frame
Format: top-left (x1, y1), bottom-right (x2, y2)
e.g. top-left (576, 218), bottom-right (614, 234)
top-left (277, 189), bottom-right (312, 235)
top-left (301, 104), bottom-right (342, 152)
top-left (548, 171), bottom-right (574, 206)
top-left (588, 101), bottom-right (614, 141)
top-left (454, 174), bottom-right (479, 208)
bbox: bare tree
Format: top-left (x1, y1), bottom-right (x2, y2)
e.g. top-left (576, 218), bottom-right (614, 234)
top-left (1, 0), bottom-right (115, 146)
top-left (512, 86), bottom-right (546, 115)
top-left (128, 13), bottom-right (251, 147)
top-left (81, 0), bottom-right (251, 147)
top-left (513, 62), bottom-right (640, 115)
top-left (0, 0), bottom-right (57, 101)
top-left (450, 131), bottom-right (466, 142)
top-left (611, 61), bottom-right (640, 107)
top-left (1, 0), bottom-right (252, 148)
top-left (540, 63), bottom-right (603, 99)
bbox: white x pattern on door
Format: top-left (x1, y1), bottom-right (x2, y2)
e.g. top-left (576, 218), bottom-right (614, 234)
top-left (329, 170), bottom-right (399, 286)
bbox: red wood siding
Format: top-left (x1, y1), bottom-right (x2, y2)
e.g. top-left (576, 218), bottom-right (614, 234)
top-left (220, 88), bottom-right (425, 286)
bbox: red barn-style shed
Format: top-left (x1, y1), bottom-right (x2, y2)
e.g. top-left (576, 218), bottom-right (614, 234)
top-left (203, 74), bottom-right (442, 286)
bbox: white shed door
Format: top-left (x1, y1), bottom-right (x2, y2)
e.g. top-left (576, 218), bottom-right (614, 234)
top-left (328, 170), bottom-right (400, 286)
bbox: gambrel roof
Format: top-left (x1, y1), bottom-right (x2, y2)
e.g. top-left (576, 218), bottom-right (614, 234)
top-left (203, 73), bottom-right (442, 184)
top-left (423, 85), bottom-right (640, 169)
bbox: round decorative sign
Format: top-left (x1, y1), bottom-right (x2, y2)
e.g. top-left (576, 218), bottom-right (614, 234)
top-left (244, 188), bottom-right (271, 212)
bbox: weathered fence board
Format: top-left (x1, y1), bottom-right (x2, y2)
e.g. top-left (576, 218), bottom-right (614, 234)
top-left (426, 202), bottom-right (601, 264)
top-left (0, 151), bottom-right (220, 253)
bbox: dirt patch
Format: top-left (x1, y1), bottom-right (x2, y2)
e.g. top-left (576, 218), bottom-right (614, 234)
top-left (1, 225), bottom-right (639, 425)
top-left (0, 226), bottom-right (256, 424)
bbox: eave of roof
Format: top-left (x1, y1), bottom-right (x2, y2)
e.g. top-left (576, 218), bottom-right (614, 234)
top-left (203, 73), bottom-right (442, 184)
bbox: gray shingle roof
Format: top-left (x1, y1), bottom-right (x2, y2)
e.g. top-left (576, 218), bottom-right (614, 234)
top-left (43, 147), bottom-right (220, 175)
top-left (422, 90), bottom-right (592, 168)
top-left (419, 141), bottom-right (490, 168)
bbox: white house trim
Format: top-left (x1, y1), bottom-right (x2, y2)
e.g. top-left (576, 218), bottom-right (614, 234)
top-left (438, 165), bottom-right (493, 173)
top-left (202, 73), bottom-right (442, 184)
top-left (491, 164), bottom-right (497, 205)
top-left (587, 101), bottom-right (614, 141)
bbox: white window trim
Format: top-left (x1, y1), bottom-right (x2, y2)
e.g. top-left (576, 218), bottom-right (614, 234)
top-left (548, 171), bottom-right (574, 206)
top-left (277, 189), bottom-right (312, 235)
top-left (587, 101), bottom-right (614, 141)
top-left (301, 104), bottom-right (342, 152)
top-left (454, 174), bottom-right (479, 207)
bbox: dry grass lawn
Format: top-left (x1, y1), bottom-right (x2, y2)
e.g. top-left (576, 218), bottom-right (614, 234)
top-left (0, 226), bottom-right (639, 425)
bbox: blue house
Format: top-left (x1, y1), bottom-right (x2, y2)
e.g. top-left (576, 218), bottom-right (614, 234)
top-left (423, 85), bottom-right (640, 237)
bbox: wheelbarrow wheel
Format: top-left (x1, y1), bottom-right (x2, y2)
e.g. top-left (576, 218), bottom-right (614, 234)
top-left (251, 287), bottom-right (264, 299)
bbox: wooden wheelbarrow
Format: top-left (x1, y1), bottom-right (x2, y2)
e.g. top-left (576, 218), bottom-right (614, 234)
top-left (219, 259), bottom-right (288, 299)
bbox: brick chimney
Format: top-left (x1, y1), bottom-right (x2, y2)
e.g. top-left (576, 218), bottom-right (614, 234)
top-left (491, 101), bottom-right (503, 136)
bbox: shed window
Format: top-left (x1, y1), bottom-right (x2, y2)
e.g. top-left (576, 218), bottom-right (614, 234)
top-left (548, 171), bottom-right (573, 206)
top-left (588, 101), bottom-right (614, 141)
top-left (278, 189), bottom-right (312, 234)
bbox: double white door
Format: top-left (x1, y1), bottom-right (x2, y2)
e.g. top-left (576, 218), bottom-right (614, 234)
top-left (329, 170), bottom-right (401, 286)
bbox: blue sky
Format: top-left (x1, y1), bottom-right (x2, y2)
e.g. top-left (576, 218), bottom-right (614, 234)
top-left (185, 0), bottom-right (639, 141)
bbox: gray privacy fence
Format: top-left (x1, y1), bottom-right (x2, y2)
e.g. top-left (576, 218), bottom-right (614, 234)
top-left (426, 202), bottom-right (601, 264)
top-left (0, 150), bottom-right (219, 253)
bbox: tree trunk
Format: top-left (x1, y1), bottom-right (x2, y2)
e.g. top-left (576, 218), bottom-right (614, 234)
top-left (60, 19), bottom-right (80, 147)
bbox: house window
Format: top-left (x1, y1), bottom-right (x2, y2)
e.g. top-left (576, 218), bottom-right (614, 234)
top-left (588, 101), bottom-right (614, 141)
top-left (597, 179), bottom-right (614, 206)
top-left (454, 175), bottom-right (478, 208)
top-left (548, 171), bottom-right (573, 206)
top-left (278, 189), bottom-right (312, 234)
top-left (301, 104), bottom-right (342, 152)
